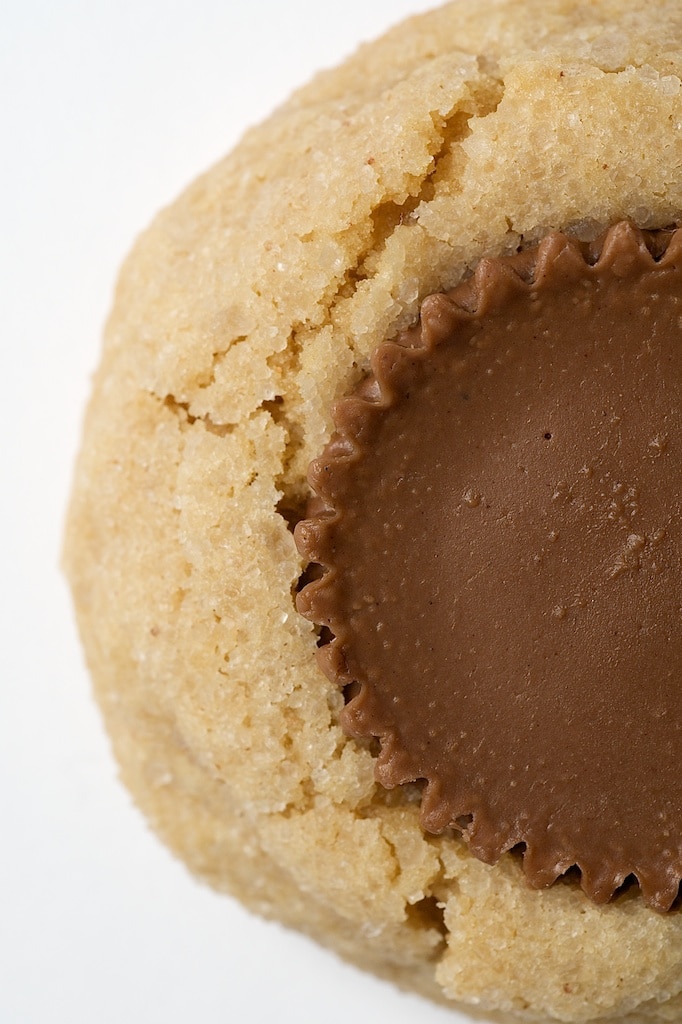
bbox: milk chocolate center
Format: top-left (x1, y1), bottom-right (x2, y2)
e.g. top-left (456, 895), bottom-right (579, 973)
top-left (295, 223), bottom-right (682, 911)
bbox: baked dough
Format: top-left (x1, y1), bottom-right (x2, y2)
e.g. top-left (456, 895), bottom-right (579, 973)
top-left (65, 1), bottom-right (682, 1019)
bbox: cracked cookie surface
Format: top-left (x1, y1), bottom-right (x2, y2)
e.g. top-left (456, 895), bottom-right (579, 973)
top-left (65, 1), bottom-right (682, 1020)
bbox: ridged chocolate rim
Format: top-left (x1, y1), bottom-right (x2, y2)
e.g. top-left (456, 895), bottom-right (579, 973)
top-left (295, 222), bottom-right (682, 911)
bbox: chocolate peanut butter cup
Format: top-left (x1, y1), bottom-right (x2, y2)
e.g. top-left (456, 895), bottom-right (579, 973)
top-left (295, 222), bottom-right (682, 912)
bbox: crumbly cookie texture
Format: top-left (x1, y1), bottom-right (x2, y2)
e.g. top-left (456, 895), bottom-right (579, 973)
top-left (65, 1), bottom-right (682, 1020)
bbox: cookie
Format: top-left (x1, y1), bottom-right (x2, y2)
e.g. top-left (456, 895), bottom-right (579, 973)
top-left (64, 1), bottom-right (682, 1020)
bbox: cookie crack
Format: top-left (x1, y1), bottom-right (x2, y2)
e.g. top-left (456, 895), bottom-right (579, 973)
top-left (405, 896), bottom-right (448, 954)
top-left (192, 336), bottom-right (249, 392)
top-left (364, 811), bottom-right (449, 949)
top-left (351, 90), bottom-right (505, 288)
top-left (268, 77), bottom-right (506, 528)
top-left (160, 393), bottom-right (237, 436)
top-left (155, 77), bottom-right (510, 580)
top-left (159, 390), bottom-right (288, 442)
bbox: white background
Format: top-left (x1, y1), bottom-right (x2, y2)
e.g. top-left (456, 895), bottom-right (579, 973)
top-left (1, 2), bottom-right (475, 1022)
